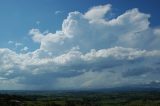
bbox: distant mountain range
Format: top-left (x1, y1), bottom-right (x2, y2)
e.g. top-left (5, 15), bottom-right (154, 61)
top-left (95, 81), bottom-right (160, 92)
top-left (0, 81), bottom-right (160, 95)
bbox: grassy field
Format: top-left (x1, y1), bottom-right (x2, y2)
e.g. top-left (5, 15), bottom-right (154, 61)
top-left (0, 90), bottom-right (160, 106)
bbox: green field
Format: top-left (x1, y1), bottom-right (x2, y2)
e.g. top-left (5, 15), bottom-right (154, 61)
top-left (0, 91), bottom-right (160, 106)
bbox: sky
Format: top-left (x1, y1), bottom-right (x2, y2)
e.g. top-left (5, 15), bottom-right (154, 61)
top-left (0, 0), bottom-right (160, 90)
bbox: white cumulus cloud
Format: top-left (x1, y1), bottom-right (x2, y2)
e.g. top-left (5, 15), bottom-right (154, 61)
top-left (0, 4), bottom-right (160, 90)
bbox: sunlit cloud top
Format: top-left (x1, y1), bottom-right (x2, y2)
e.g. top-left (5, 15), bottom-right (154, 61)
top-left (0, 1), bottom-right (160, 90)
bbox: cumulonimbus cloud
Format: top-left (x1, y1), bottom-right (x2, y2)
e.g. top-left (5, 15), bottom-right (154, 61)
top-left (0, 4), bottom-right (160, 90)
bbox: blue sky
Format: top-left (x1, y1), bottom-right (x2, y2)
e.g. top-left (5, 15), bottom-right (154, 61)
top-left (0, 0), bottom-right (160, 90)
top-left (0, 0), bottom-right (160, 50)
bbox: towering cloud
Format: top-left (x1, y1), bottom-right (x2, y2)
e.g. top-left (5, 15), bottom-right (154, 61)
top-left (0, 4), bottom-right (160, 90)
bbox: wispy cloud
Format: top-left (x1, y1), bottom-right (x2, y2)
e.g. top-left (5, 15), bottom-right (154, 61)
top-left (54, 10), bottom-right (63, 15)
top-left (36, 21), bottom-right (40, 25)
top-left (21, 46), bottom-right (29, 52)
top-left (8, 40), bottom-right (14, 44)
